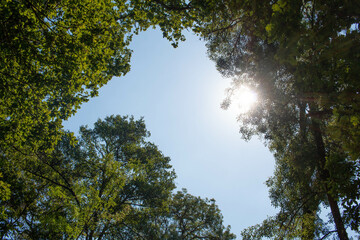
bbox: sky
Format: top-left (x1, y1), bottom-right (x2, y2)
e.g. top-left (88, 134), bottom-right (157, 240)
top-left (63, 29), bottom-right (277, 238)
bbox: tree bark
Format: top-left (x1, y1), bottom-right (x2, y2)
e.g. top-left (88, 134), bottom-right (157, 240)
top-left (326, 191), bottom-right (349, 240)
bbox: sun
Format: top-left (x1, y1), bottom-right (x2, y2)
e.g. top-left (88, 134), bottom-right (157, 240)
top-left (228, 86), bottom-right (258, 114)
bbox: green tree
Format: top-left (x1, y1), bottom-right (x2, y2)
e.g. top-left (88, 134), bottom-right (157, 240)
top-left (1, 115), bottom-right (235, 239)
top-left (1, 115), bottom-right (176, 239)
top-left (164, 189), bottom-right (235, 240)
top-left (197, 0), bottom-right (360, 239)
top-left (0, 0), bottom-right (202, 156)
top-left (0, 1), bottom-right (211, 231)
top-left (0, 2), bottom-right (235, 238)
top-left (133, 189), bottom-right (236, 240)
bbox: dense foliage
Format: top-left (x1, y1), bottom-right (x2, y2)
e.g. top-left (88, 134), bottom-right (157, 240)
top-left (0, 0), bottom-right (204, 155)
top-left (0, 1), bottom-right (235, 239)
top-left (124, 189), bottom-right (236, 239)
top-left (3, 0), bottom-right (359, 239)
top-left (199, 0), bottom-right (360, 239)
top-left (1, 115), bottom-right (234, 239)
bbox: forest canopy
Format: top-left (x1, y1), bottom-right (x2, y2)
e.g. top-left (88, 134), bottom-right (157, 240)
top-left (0, 0), bottom-right (203, 155)
top-left (1, 0), bottom-right (360, 239)
top-left (1, 115), bottom-right (235, 239)
top-left (0, 1), bottom-right (235, 239)
top-left (198, 0), bottom-right (360, 239)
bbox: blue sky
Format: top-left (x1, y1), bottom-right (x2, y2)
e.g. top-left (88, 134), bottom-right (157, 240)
top-left (63, 29), bottom-right (276, 237)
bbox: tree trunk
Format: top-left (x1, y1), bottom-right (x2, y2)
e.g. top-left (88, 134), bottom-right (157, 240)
top-left (326, 191), bottom-right (349, 240)
top-left (310, 116), bottom-right (349, 240)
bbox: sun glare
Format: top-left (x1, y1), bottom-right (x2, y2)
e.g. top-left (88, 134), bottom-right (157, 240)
top-left (228, 87), bottom-right (258, 114)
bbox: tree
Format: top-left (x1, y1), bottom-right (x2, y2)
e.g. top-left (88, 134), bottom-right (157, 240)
top-left (0, 0), bottom-right (213, 230)
top-left (133, 189), bottom-right (236, 240)
top-left (164, 189), bottom-right (235, 240)
top-left (197, 0), bottom-right (360, 239)
top-left (0, 0), bottom-right (203, 156)
top-left (1, 115), bottom-right (176, 239)
top-left (1, 115), bottom-right (235, 239)
top-left (0, 2), bottom-right (236, 238)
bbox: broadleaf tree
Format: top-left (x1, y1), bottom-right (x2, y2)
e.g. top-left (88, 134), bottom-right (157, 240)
top-left (0, 115), bottom-right (235, 239)
top-left (1, 115), bottom-right (174, 238)
top-left (195, 0), bottom-right (360, 239)
top-left (0, 0), bottom-right (207, 155)
top-left (0, 1), bottom-right (237, 239)
top-left (0, 0), bottom-right (217, 230)
top-left (131, 189), bottom-right (236, 240)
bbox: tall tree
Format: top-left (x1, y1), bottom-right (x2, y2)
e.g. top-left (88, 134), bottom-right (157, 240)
top-left (1, 115), bottom-right (235, 239)
top-left (0, 0), bottom-right (213, 227)
top-left (1, 115), bottom-right (176, 239)
top-left (197, 0), bottom-right (360, 239)
top-left (0, 0), bottom-right (202, 156)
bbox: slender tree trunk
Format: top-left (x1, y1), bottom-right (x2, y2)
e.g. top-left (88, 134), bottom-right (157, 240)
top-left (299, 102), bottom-right (317, 240)
top-left (326, 190), bottom-right (349, 240)
top-left (310, 116), bottom-right (349, 240)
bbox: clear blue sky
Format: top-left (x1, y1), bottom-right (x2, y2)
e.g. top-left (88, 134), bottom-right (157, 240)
top-left (63, 29), bottom-right (276, 237)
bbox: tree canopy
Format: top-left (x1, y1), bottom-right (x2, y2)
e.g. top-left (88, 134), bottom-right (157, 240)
top-left (2, 0), bottom-right (360, 239)
top-left (122, 189), bottom-right (236, 240)
top-left (0, 1), bottom-right (237, 239)
top-left (0, 0), bottom-right (205, 155)
top-left (1, 115), bottom-right (235, 239)
top-left (198, 0), bottom-right (360, 239)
